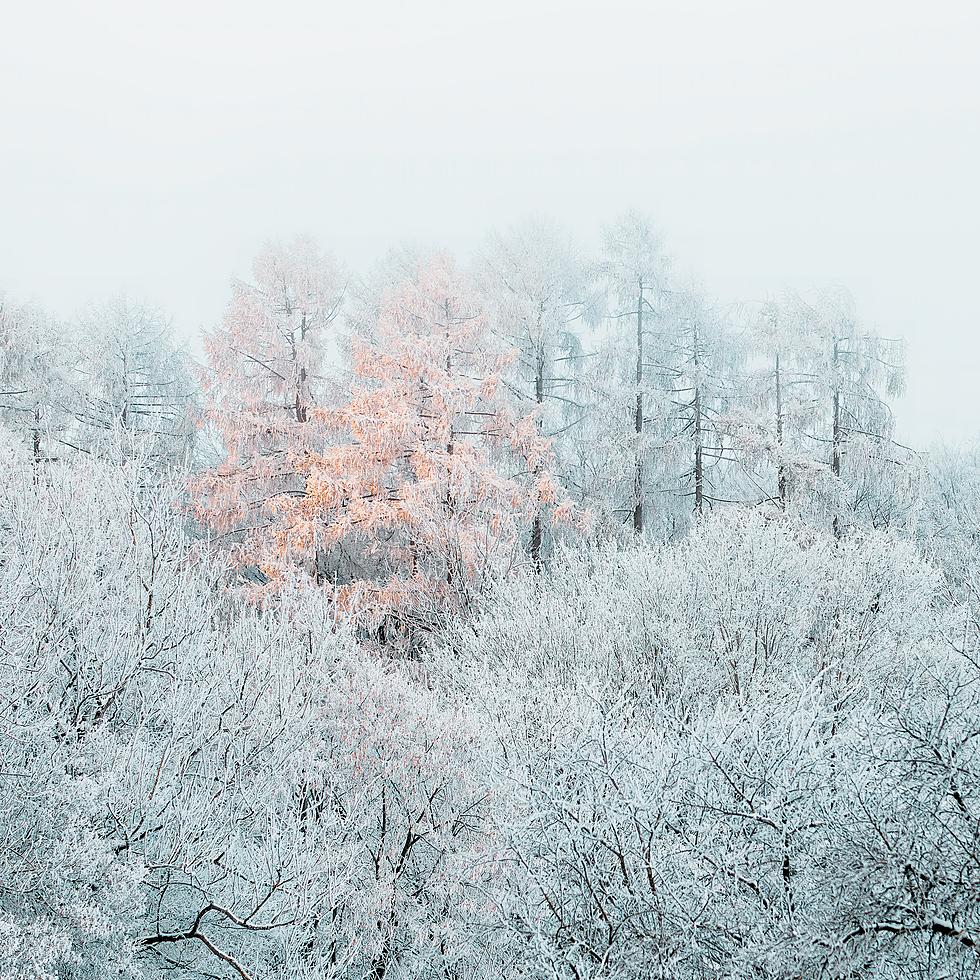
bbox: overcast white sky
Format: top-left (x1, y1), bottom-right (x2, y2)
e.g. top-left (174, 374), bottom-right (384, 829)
top-left (2, 0), bottom-right (977, 446)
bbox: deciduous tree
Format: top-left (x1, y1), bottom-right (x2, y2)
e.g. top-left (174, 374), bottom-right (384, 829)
top-left (477, 219), bottom-right (599, 564)
top-left (599, 211), bottom-right (670, 532)
top-left (282, 253), bottom-right (570, 633)
top-left (191, 236), bottom-right (344, 572)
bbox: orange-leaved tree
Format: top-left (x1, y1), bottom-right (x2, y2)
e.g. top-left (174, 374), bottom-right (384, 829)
top-left (190, 237), bottom-right (345, 577)
top-left (276, 253), bottom-right (573, 628)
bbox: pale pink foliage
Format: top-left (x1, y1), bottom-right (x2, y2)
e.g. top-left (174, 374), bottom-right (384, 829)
top-left (191, 236), bottom-right (344, 568)
top-left (276, 253), bottom-right (570, 622)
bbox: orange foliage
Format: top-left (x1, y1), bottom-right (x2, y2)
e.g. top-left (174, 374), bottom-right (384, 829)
top-left (290, 254), bottom-right (568, 623)
top-left (192, 246), bottom-right (575, 624)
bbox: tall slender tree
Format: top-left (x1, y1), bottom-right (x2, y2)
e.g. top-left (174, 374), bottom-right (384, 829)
top-left (796, 288), bottom-right (906, 536)
top-left (657, 290), bottom-right (745, 519)
top-left (599, 212), bottom-right (670, 533)
top-left (191, 236), bottom-right (345, 566)
top-left (68, 295), bottom-right (196, 465)
top-left (477, 219), bottom-right (598, 565)
top-left (0, 293), bottom-right (66, 468)
top-left (743, 295), bottom-right (822, 509)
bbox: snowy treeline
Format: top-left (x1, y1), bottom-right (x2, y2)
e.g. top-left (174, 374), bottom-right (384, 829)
top-left (1, 217), bottom-right (979, 978)
top-left (4, 218), bottom-right (912, 632)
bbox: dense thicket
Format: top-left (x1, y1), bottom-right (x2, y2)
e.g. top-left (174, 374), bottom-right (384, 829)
top-left (1, 218), bottom-right (977, 978)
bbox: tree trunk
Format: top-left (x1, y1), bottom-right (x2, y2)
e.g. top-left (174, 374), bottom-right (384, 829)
top-left (530, 351), bottom-right (545, 571)
top-left (444, 299), bottom-right (455, 587)
top-left (775, 351), bottom-right (787, 508)
top-left (693, 320), bottom-right (703, 516)
top-left (32, 404), bottom-right (42, 485)
top-left (831, 338), bottom-right (842, 538)
top-left (295, 313), bottom-right (308, 423)
top-left (632, 281), bottom-right (644, 533)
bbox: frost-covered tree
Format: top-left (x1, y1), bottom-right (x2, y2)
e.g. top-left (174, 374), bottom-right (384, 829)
top-left (740, 294), bottom-right (825, 509)
top-left (789, 288), bottom-right (906, 535)
top-left (0, 292), bottom-right (68, 466)
top-left (287, 253), bottom-right (569, 635)
top-left (477, 218), bottom-right (599, 564)
top-left (66, 294), bottom-right (196, 465)
top-left (436, 512), bottom-right (980, 979)
top-left (598, 211), bottom-right (670, 532)
top-left (191, 236), bottom-right (345, 572)
top-left (737, 289), bottom-right (907, 533)
top-left (0, 453), bottom-right (499, 979)
top-left (652, 289), bottom-right (746, 522)
top-left (918, 440), bottom-right (980, 614)
top-left (5, 215), bottom-right (972, 980)
top-left (4, 424), bottom-right (980, 979)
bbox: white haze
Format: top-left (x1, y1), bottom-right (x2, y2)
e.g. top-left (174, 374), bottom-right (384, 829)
top-left (1, 0), bottom-right (977, 446)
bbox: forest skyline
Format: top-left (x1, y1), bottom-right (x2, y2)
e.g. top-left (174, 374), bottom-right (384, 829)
top-left (3, 0), bottom-right (978, 448)
top-left (5, 4), bottom-right (980, 976)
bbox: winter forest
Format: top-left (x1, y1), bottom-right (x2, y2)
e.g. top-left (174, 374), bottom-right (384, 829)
top-left (2, 213), bottom-right (980, 980)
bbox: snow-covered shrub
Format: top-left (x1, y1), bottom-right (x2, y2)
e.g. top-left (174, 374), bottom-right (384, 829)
top-left (3, 455), bottom-right (980, 979)
top-left (0, 458), bottom-right (497, 979)
top-left (435, 511), bottom-right (980, 978)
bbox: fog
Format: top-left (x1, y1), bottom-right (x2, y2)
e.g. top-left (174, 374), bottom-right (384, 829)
top-left (2, 0), bottom-right (977, 446)
top-left (8, 7), bottom-right (980, 973)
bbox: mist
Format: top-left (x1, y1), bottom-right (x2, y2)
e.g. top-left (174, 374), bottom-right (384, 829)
top-left (3, 0), bottom-right (978, 446)
top-left (7, 6), bottom-right (980, 978)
